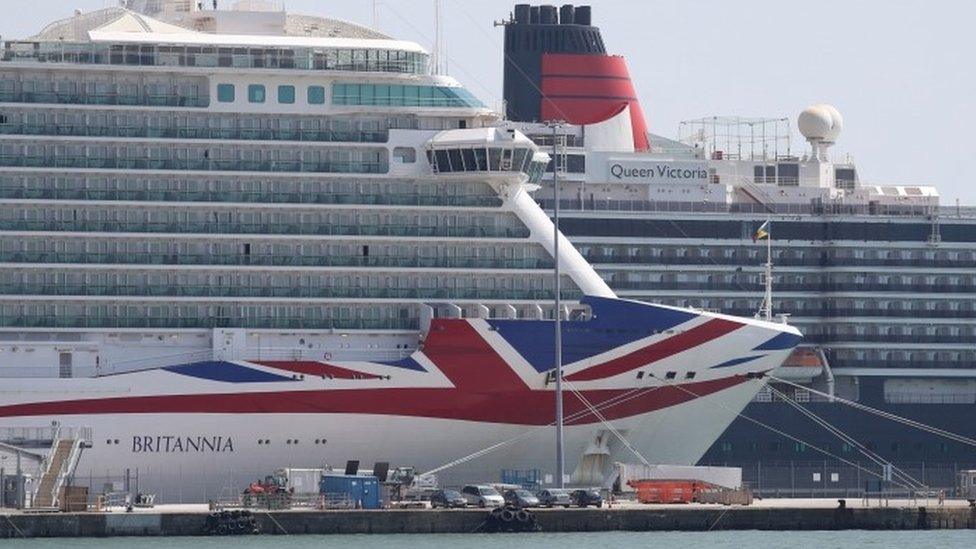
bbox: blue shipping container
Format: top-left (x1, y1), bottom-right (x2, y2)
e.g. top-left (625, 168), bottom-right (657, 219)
top-left (319, 474), bottom-right (380, 509)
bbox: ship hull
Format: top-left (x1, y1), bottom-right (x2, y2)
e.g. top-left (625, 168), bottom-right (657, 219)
top-left (1, 377), bottom-right (765, 502)
top-left (0, 296), bottom-right (800, 502)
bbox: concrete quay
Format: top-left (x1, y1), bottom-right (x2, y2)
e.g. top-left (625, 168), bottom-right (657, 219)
top-left (2, 499), bottom-right (975, 537)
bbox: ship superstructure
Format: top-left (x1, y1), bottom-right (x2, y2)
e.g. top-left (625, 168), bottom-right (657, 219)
top-left (0, 2), bottom-right (800, 504)
top-left (502, 3), bottom-right (976, 492)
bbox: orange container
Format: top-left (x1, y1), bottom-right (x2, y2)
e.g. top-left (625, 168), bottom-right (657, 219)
top-left (627, 479), bottom-right (706, 504)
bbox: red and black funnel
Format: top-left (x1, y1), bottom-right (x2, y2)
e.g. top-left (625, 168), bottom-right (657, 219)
top-left (502, 4), bottom-right (649, 150)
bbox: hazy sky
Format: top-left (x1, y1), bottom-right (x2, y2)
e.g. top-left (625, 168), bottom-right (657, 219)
top-left (3, 0), bottom-right (974, 204)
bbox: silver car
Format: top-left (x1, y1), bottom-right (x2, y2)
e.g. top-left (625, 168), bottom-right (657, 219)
top-left (460, 484), bottom-right (505, 508)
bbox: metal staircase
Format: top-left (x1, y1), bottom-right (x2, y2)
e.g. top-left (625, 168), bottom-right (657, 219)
top-left (31, 427), bottom-right (86, 509)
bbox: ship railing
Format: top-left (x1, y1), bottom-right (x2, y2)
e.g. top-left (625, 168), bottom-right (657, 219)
top-left (0, 425), bottom-right (90, 447)
top-left (96, 349), bottom-right (215, 378)
top-left (537, 198), bottom-right (944, 217)
top-left (884, 393), bottom-right (976, 405)
top-left (320, 493), bottom-right (356, 509)
top-left (249, 347), bottom-right (413, 362)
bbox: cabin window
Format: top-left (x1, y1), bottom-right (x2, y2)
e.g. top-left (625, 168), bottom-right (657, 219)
top-left (217, 83), bottom-right (235, 102)
top-left (277, 85), bottom-right (295, 104)
top-left (247, 84), bottom-right (266, 103)
top-left (307, 85), bottom-right (325, 104)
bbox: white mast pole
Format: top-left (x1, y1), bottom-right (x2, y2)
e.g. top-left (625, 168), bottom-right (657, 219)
top-left (551, 122), bottom-right (565, 488)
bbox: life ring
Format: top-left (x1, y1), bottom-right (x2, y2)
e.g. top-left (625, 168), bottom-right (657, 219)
top-left (324, 352), bottom-right (332, 360)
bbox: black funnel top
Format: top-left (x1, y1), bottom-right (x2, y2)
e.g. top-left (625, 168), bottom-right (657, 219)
top-left (502, 3), bottom-right (604, 122)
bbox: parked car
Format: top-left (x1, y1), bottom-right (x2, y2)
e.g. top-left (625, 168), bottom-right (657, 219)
top-left (461, 484), bottom-right (505, 508)
top-left (536, 489), bottom-right (572, 508)
top-left (429, 489), bottom-right (468, 509)
top-left (570, 489), bottom-right (603, 508)
top-left (503, 489), bottom-right (540, 508)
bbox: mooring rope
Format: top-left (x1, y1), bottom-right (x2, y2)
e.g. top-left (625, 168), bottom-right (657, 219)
top-left (768, 375), bottom-right (976, 448)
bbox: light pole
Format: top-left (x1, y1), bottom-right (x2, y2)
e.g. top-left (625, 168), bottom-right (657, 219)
top-left (549, 121), bottom-right (565, 488)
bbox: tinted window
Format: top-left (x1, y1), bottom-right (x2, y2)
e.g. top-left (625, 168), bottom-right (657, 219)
top-left (307, 85), bottom-right (325, 104)
top-left (247, 84), bottom-right (266, 103)
top-left (278, 85), bottom-right (295, 104)
top-left (217, 83), bottom-right (235, 102)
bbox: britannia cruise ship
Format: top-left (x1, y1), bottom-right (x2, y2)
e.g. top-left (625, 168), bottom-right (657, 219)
top-left (0, 1), bottom-right (800, 505)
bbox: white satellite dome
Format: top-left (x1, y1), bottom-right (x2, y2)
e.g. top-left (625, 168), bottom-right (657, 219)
top-left (798, 104), bottom-right (843, 142)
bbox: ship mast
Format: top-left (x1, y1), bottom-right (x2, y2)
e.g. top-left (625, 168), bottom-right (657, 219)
top-left (760, 221), bottom-right (772, 321)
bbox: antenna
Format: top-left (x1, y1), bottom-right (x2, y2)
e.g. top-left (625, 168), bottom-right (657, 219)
top-left (372, 0), bottom-right (379, 30)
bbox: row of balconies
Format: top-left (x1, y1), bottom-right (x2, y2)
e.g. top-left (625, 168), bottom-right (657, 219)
top-left (0, 185), bottom-right (501, 208)
top-left (586, 254), bottom-right (976, 269)
top-left (0, 252), bottom-right (551, 270)
top-left (659, 306), bottom-right (976, 320)
top-left (0, 155), bottom-right (387, 174)
top-left (0, 315), bottom-right (418, 330)
top-left (610, 280), bottom-right (976, 293)
top-left (0, 220), bottom-right (530, 239)
top-left (0, 91), bottom-right (208, 108)
top-left (0, 284), bottom-right (576, 301)
top-left (0, 122), bottom-right (389, 143)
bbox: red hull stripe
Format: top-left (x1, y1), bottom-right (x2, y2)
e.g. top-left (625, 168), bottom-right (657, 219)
top-left (0, 375), bottom-right (748, 426)
top-left (565, 318), bottom-right (744, 382)
top-left (253, 361), bottom-right (383, 380)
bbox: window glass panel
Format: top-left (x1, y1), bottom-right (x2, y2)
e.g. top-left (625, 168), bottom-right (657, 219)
top-left (277, 85), bottom-right (295, 104)
top-left (328, 83), bottom-right (482, 108)
top-left (447, 149), bottom-right (463, 172)
top-left (373, 84), bottom-right (390, 106)
top-left (474, 148), bottom-right (488, 171)
top-left (434, 150), bottom-right (451, 173)
top-left (461, 148), bottom-right (477, 172)
top-left (247, 84), bottom-right (266, 103)
top-left (307, 85), bottom-right (325, 104)
top-left (216, 83), bottom-right (235, 102)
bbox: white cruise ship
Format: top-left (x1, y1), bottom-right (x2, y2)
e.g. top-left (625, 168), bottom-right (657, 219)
top-left (0, 1), bottom-right (800, 505)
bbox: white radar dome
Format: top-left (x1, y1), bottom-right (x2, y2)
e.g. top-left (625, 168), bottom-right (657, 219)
top-left (798, 104), bottom-right (843, 142)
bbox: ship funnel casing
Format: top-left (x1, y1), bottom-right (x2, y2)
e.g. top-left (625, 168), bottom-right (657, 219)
top-left (502, 4), bottom-right (649, 151)
top-left (502, 3), bottom-right (607, 123)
